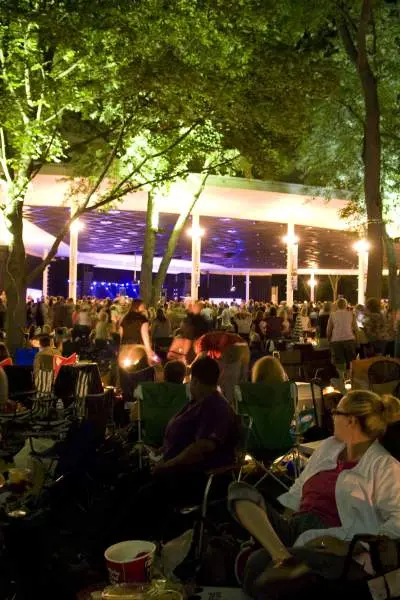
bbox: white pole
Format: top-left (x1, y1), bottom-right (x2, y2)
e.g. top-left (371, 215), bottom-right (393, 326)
top-left (68, 208), bottom-right (79, 302)
top-left (309, 272), bottom-right (316, 303)
top-left (285, 223), bottom-right (298, 306)
top-left (191, 213), bottom-right (201, 301)
top-left (42, 250), bottom-right (49, 298)
top-left (357, 248), bottom-right (369, 305)
top-left (245, 272), bottom-right (250, 303)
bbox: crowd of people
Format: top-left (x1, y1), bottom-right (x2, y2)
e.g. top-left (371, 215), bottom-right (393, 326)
top-left (0, 291), bottom-right (399, 597)
top-left (0, 292), bottom-right (398, 356)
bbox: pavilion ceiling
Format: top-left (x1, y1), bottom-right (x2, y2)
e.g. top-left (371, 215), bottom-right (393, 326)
top-left (23, 206), bottom-right (371, 271)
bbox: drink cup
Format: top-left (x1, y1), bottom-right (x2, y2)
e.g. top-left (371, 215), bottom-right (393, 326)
top-left (105, 540), bottom-right (156, 584)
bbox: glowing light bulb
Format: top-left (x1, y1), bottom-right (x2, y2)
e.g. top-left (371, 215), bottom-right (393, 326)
top-left (354, 239), bottom-right (370, 253)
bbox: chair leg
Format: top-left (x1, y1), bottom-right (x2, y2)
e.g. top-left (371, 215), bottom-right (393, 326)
top-left (195, 473), bottom-right (214, 562)
top-left (253, 466), bottom-right (290, 492)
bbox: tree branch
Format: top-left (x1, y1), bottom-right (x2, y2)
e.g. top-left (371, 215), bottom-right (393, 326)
top-left (103, 119), bottom-right (203, 200)
top-left (28, 129), bottom-right (57, 180)
top-left (53, 60), bottom-right (81, 81)
top-left (357, 0), bottom-right (371, 71)
top-left (339, 101), bottom-right (365, 126)
top-left (336, 6), bottom-right (359, 66)
top-left (0, 46), bottom-right (29, 124)
top-left (27, 219), bottom-right (72, 284)
top-left (78, 118), bottom-right (131, 213)
top-left (0, 127), bottom-right (12, 185)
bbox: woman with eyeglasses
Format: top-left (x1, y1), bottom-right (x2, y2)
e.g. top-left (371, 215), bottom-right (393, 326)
top-left (228, 390), bottom-right (400, 596)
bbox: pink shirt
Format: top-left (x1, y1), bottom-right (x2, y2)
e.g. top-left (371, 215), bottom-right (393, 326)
top-left (299, 459), bottom-right (357, 527)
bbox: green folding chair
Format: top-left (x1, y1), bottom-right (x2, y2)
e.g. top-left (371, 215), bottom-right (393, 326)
top-left (236, 382), bottom-right (297, 490)
top-left (137, 382), bottom-right (189, 448)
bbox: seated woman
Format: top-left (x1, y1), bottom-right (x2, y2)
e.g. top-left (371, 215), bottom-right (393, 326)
top-left (251, 356), bottom-right (288, 384)
top-left (229, 390), bottom-right (400, 597)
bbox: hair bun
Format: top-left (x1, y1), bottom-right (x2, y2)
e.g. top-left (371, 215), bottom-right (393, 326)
top-left (380, 394), bottom-right (400, 425)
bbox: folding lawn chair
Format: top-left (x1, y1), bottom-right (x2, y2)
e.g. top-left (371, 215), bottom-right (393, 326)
top-left (135, 381), bottom-right (188, 467)
top-left (235, 382), bottom-right (299, 490)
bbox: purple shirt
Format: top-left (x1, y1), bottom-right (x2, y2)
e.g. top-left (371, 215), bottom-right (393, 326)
top-left (163, 391), bottom-right (238, 471)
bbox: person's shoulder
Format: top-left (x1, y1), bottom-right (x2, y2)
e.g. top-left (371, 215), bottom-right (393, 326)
top-left (203, 391), bottom-right (232, 412)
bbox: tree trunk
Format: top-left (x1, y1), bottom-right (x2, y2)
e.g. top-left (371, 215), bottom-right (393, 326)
top-left (328, 275), bottom-right (341, 301)
top-left (4, 200), bottom-right (27, 353)
top-left (338, 1), bottom-right (383, 300)
top-left (140, 192), bottom-right (158, 306)
top-left (151, 173), bottom-right (209, 305)
top-left (358, 5), bottom-right (383, 300)
top-left (384, 232), bottom-right (400, 311)
top-left (151, 213), bottom-right (191, 306)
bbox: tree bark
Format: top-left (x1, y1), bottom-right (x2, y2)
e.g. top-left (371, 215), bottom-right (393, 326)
top-left (140, 191), bottom-right (158, 306)
top-left (338, 0), bottom-right (383, 299)
top-left (4, 200), bottom-right (27, 352)
top-left (151, 173), bottom-right (209, 305)
top-left (328, 274), bottom-right (341, 301)
top-left (384, 232), bottom-right (400, 311)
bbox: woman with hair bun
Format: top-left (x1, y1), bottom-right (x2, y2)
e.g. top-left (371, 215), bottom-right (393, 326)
top-left (228, 389), bottom-right (400, 593)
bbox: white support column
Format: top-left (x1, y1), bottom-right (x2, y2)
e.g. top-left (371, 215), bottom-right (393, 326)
top-left (42, 250), bottom-right (49, 298)
top-left (355, 240), bottom-right (369, 305)
top-left (190, 213), bottom-right (202, 302)
top-left (245, 272), bottom-right (250, 303)
top-left (68, 208), bottom-right (79, 302)
top-left (285, 223), bottom-right (298, 306)
top-left (309, 272), bottom-right (316, 303)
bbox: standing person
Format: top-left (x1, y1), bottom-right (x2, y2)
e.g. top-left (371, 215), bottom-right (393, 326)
top-left (94, 310), bottom-right (111, 341)
top-left (278, 308), bottom-right (291, 338)
top-left (34, 299), bottom-right (45, 330)
top-left (200, 302), bottom-right (214, 330)
top-left (317, 301), bottom-right (331, 348)
top-left (363, 297), bottom-right (389, 356)
top-left (46, 297), bottom-right (54, 330)
top-left (264, 306), bottom-right (283, 339)
top-left (326, 298), bottom-right (357, 390)
top-left (65, 298), bottom-right (75, 329)
top-left (152, 307), bottom-right (172, 341)
top-left (0, 298), bottom-right (6, 331)
top-left (220, 305), bottom-right (233, 331)
top-left (53, 297), bottom-right (67, 329)
top-left (119, 299), bottom-right (154, 362)
top-left (233, 309), bottom-right (253, 337)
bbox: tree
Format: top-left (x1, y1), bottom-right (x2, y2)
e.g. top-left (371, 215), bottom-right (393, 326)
top-left (274, 0), bottom-right (400, 303)
top-left (0, 0), bottom-right (246, 348)
top-left (328, 274), bottom-right (342, 302)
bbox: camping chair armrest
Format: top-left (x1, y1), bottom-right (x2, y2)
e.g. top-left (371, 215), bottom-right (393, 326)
top-left (341, 534), bottom-right (394, 580)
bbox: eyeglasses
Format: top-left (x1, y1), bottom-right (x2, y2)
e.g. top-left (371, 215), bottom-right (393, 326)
top-left (331, 409), bottom-right (354, 417)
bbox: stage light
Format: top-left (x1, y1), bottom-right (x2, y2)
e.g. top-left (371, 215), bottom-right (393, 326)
top-left (283, 234), bottom-right (299, 245)
top-left (187, 226), bottom-right (205, 238)
top-left (70, 219), bottom-right (84, 233)
top-left (354, 239), bottom-right (370, 252)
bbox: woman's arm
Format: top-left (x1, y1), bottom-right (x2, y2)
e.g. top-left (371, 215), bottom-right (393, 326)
top-left (141, 321), bottom-right (154, 358)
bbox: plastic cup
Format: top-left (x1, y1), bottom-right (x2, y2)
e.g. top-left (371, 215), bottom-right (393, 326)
top-left (104, 540), bottom-right (156, 584)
